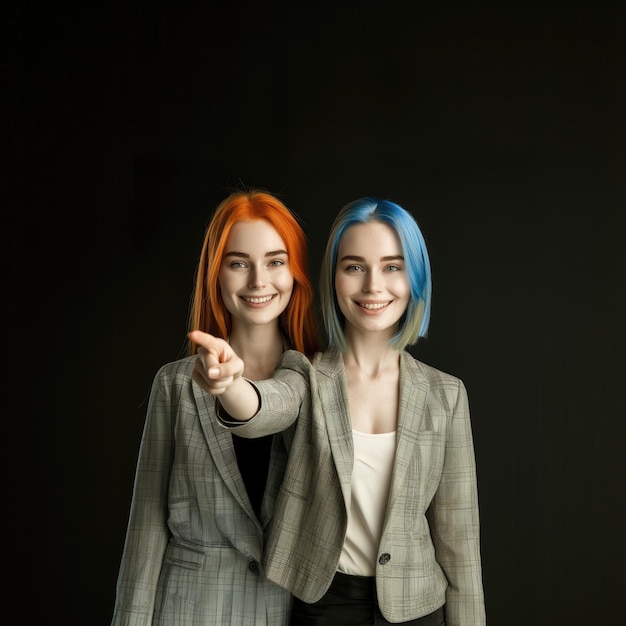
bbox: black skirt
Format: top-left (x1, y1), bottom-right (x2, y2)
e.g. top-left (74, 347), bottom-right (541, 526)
top-left (290, 571), bottom-right (445, 625)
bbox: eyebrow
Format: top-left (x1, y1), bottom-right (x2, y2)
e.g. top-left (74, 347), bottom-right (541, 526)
top-left (339, 255), bottom-right (404, 262)
top-left (224, 249), bottom-right (288, 258)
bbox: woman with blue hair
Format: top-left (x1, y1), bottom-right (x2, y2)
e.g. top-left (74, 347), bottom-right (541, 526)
top-left (191, 197), bottom-right (485, 625)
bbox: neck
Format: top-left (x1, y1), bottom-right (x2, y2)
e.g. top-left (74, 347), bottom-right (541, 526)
top-left (228, 320), bottom-right (286, 381)
top-left (343, 327), bottom-right (400, 378)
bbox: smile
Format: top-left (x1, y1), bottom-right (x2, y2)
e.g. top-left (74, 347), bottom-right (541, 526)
top-left (241, 295), bottom-right (275, 304)
top-left (357, 301), bottom-right (391, 310)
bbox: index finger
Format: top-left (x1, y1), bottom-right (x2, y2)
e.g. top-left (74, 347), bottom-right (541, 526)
top-left (189, 330), bottom-right (232, 362)
top-left (197, 345), bottom-right (221, 370)
top-left (188, 330), bottom-right (216, 349)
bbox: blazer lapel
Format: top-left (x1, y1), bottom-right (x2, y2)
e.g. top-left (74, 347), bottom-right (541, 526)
top-left (191, 375), bottom-right (257, 520)
top-left (316, 348), bottom-right (354, 506)
top-left (387, 351), bottom-right (431, 509)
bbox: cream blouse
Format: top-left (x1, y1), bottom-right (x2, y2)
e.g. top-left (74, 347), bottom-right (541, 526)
top-left (338, 429), bottom-right (397, 576)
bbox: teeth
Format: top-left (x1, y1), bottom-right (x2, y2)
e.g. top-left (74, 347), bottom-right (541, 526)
top-left (360, 302), bottom-right (390, 310)
top-left (243, 295), bottom-right (274, 304)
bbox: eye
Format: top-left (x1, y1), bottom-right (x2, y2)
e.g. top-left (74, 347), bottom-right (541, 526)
top-left (228, 261), bottom-right (247, 269)
top-left (345, 264), bottom-right (364, 272)
top-left (384, 265), bottom-right (401, 272)
top-left (268, 259), bottom-right (285, 267)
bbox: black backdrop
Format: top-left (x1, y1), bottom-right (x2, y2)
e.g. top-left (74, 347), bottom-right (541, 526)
top-left (5, 3), bottom-right (625, 624)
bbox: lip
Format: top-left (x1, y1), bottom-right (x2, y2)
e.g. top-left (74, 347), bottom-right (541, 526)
top-left (354, 300), bottom-right (392, 312)
top-left (239, 294), bottom-right (277, 306)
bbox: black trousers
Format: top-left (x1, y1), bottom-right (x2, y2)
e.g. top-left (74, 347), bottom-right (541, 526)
top-left (290, 571), bottom-right (445, 625)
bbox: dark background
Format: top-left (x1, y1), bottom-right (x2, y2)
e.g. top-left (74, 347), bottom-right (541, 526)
top-left (4, 3), bottom-right (625, 624)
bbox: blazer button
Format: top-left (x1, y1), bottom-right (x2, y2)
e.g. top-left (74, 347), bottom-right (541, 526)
top-left (248, 560), bottom-right (259, 573)
top-left (378, 553), bottom-right (391, 565)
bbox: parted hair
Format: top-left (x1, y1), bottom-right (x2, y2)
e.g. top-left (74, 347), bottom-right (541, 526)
top-left (188, 189), bottom-right (319, 356)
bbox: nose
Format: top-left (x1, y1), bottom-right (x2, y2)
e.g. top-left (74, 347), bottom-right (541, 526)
top-left (248, 266), bottom-right (267, 289)
top-left (362, 271), bottom-right (381, 293)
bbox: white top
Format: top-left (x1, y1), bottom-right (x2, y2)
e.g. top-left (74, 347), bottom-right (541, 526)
top-left (338, 429), bottom-right (397, 576)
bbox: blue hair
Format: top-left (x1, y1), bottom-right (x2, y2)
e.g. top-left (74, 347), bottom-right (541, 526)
top-left (319, 197), bottom-right (432, 351)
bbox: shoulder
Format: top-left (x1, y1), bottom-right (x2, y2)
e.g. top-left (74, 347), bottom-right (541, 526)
top-left (401, 352), bottom-right (468, 409)
top-left (404, 353), bottom-right (462, 386)
top-left (310, 347), bottom-right (343, 377)
top-left (278, 349), bottom-right (319, 374)
top-left (152, 355), bottom-right (197, 389)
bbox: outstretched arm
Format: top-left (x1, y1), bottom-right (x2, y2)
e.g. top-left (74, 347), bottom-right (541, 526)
top-left (188, 330), bottom-right (260, 420)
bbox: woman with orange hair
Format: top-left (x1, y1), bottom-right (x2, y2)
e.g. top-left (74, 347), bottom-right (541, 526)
top-left (111, 189), bottom-right (319, 625)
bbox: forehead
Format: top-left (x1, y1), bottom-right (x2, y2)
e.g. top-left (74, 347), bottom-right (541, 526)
top-left (338, 221), bottom-right (402, 255)
top-left (225, 220), bottom-right (287, 252)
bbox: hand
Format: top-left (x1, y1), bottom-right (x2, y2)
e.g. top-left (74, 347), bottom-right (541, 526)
top-left (188, 330), bottom-right (244, 395)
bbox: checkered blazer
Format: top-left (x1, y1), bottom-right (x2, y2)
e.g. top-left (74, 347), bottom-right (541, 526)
top-left (111, 356), bottom-right (293, 626)
top-left (220, 348), bottom-right (486, 625)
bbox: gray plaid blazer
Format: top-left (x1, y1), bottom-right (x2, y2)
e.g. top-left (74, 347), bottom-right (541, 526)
top-left (220, 348), bottom-right (486, 625)
top-left (111, 356), bottom-right (293, 626)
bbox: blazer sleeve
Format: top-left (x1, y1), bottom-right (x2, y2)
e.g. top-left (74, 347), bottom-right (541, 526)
top-left (111, 366), bottom-right (175, 626)
top-left (426, 379), bottom-right (486, 626)
top-left (216, 350), bottom-right (312, 438)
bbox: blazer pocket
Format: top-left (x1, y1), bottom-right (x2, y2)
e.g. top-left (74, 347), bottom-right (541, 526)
top-left (163, 542), bottom-right (206, 570)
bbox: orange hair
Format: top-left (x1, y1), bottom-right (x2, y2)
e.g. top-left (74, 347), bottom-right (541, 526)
top-left (188, 190), bottom-right (319, 356)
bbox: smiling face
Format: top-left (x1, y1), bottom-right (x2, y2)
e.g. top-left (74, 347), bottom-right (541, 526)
top-left (218, 220), bottom-right (294, 329)
top-left (334, 220), bottom-right (410, 341)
